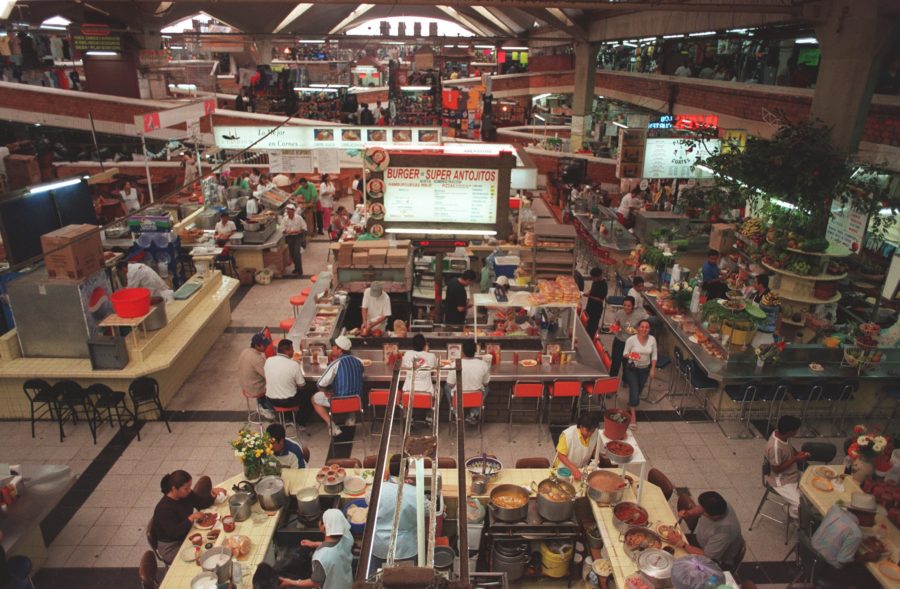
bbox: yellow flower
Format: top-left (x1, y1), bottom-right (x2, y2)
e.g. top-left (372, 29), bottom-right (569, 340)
top-left (255, 449), bottom-right (262, 457)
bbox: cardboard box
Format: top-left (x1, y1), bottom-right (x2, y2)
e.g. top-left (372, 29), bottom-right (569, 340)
top-left (709, 223), bottom-right (737, 253)
top-left (386, 249), bottom-right (408, 266)
top-left (338, 243), bottom-right (353, 267)
top-left (263, 243), bottom-right (288, 276)
top-left (40, 224), bottom-right (103, 280)
top-left (367, 248), bottom-right (386, 266)
top-left (351, 250), bottom-right (368, 267)
top-left (6, 154), bottom-right (41, 189)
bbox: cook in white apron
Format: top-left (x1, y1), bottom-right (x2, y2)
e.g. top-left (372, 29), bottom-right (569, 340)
top-left (552, 413), bottom-right (602, 481)
top-left (301, 509), bottom-right (353, 589)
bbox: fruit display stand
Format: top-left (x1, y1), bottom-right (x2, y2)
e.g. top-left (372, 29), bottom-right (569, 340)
top-left (761, 241), bottom-right (850, 328)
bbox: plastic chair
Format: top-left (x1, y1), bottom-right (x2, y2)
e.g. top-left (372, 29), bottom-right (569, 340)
top-left (23, 378), bottom-right (61, 442)
top-left (516, 457), bottom-right (551, 469)
top-left (241, 389), bottom-right (266, 433)
top-left (580, 376), bottom-right (620, 414)
top-left (329, 395), bottom-right (362, 454)
top-left (449, 391), bottom-right (485, 439)
top-left (326, 458), bottom-right (361, 468)
top-left (53, 380), bottom-right (99, 444)
top-left (547, 380), bottom-right (581, 436)
top-left (363, 455), bottom-right (378, 469)
top-left (87, 383), bottom-right (135, 432)
top-left (508, 382), bottom-right (544, 444)
top-left (648, 468), bottom-right (675, 501)
top-left (140, 550), bottom-right (159, 589)
top-left (129, 377), bottom-right (171, 442)
top-left (748, 457), bottom-right (793, 544)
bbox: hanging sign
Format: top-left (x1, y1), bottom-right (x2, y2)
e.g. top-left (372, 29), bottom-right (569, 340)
top-left (383, 167), bottom-right (498, 224)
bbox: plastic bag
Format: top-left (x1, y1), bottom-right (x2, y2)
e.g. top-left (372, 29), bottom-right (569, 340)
top-left (671, 555), bottom-right (724, 589)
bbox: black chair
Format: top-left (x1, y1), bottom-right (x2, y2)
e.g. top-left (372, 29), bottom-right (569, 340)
top-left (86, 384), bottom-right (135, 431)
top-left (786, 531), bottom-right (843, 589)
top-left (748, 457), bottom-right (793, 544)
top-left (128, 377), bottom-right (171, 441)
top-left (800, 442), bottom-right (837, 466)
top-left (52, 379), bottom-right (99, 444)
top-left (820, 381), bottom-right (857, 437)
top-left (23, 379), bottom-right (61, 441)
top-left (791, 381), bottom-right (824, 437)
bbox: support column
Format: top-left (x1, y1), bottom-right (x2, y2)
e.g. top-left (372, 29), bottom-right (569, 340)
top-left (570, 41), bottom-right (601, 151)
top-left (808, 0), bottom-right (899, 153)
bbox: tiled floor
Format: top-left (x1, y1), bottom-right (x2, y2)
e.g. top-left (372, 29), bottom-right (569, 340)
top-left (0, 194), bottom-right (815, 588)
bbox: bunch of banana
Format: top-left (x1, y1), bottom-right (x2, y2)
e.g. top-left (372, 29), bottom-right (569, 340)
top-left (740, 218), bottom-right (764, 238)
top-left (761, 291), bottom-right (780, 307)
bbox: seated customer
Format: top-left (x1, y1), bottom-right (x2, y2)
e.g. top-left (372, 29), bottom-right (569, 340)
top-left (239, 332), bottom-right (274, 419)
top-left (401, 333), bottom-right (437, 396)
top-left (667, 491), bottom-right (743, 570)
top-left (765, 415), bottom-right (810, 518)
top-left (314, 335), bottom-right (365, 437)
top-left (627, 276), bottom-right (646, 309)
top-left (152, 470), bottom-right (226, 564)
top-left (442, 339), bottom-right (491, 424)
top-left (266, 423), bottom-right (306, 469)
top-left (264, 339), bottom-right (306, 415)
top-left (811, 492), bottom-right (881, 587)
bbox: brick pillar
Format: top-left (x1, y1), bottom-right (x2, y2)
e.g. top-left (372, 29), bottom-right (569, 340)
top-left (808, 0), bottom-right (899, 153)
top-left (571, 42), bottom-right (601, 151)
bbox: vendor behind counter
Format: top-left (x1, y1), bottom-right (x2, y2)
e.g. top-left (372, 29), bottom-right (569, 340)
top-left (117, 257), bottom-right (173, 303)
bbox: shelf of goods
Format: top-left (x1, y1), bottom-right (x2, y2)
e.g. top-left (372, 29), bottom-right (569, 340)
top-left (761, 242), bottom-right (850, 321)
top-left (330, 239), bottom-right (412, 293)
top-left (532, 222), bottom-right (576, 280)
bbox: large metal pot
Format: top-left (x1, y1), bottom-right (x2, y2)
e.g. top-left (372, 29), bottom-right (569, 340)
top-left (531, 478), bottom-right (575, 522)
top-left (491, 541), bottom-right (529, 582)
top-left (228, 492), bottom-right (253, 522)
top-left (636, 548), bottom-right (674, 588)
top-left (586, 470), bottom-right (629, 504)
top-left (255, 476), bottom-right (286, 512)
top-left (143, 304), bottom-right (167, 331)
top-left (612, 501), bottom-right (650, 534)
top-left (489, 484), bottom-right (530, 522)
top-left (295, 486), bottom-right (322, 518)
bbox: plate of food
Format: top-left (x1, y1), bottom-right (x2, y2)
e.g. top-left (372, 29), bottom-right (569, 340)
top-left (520, 359), bottom-right (538, 367)
top-left (811, 476), bottom-right (834, 492)
top-left (809, 362), bottom-right (825, 372)
top-left (361, 358), bottom-right (373, 367)
top-left (721, 300), bottom-right (746, 312)
top-left (180, 546), bottom-right (198, 562)
top-left (440, 359), bottom-right (454, 368)
top-left (657, 524), bottom-right (682, 544)
top-left (646, 289), bottom-right (661, 297)
top-left (878, 561), bottom-right (900, 581)
top-left (813, 466), bottom-right (837, 480)
top-left (193, 512), bottom-right (218, 530)
top-left (370, 224), bottom-right (385, 238)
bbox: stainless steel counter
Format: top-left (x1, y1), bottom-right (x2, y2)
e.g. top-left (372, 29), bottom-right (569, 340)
top-left (1, 464), bottom-right (74, 558)
top-left (573, 212), bottom-right (637, 253)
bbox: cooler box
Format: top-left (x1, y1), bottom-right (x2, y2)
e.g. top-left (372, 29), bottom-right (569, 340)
top-left (494, 256), bottom-right (520, 279)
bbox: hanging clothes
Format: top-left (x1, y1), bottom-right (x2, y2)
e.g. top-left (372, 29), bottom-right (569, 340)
top-left (49, 36), bottom-right (64, 62)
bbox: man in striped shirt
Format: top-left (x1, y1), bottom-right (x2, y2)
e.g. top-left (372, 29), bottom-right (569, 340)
top-left (314, 335), bottom-right (365, 436)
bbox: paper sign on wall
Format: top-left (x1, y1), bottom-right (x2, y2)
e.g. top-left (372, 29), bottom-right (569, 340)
top-left (269, 150), bottom-right (313, 174)
top-left (316, 150), bottom-right (341, 174)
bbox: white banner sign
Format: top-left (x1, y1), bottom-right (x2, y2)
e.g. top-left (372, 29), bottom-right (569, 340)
top-left (213, 126), bottom-right (441, 151)
top-left (642, 138), bottom-right (720, 179)
top-left (384, 167), bottom-right (499, 224)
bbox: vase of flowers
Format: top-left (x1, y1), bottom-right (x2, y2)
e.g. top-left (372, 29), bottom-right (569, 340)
top-left (848, 425), bottom-right (890, 483)
top-left (754, 337), bottom-right (786, 367)
top-left (669, 281), bottom-right (694, 312)
top-left (232, 429), bottom-right (281, 481)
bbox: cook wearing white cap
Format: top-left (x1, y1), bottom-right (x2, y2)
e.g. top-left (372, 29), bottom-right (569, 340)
top-left (313, 335), bottom-right (365, 436)
top-left (486, 275), bottom-right (511, 325)
top-left (282, 203), bottom-right (308, 277)
top-left (812, 491), bottom-right (881, 579)
top-left (287, 509), bottom-right (353, 589)
top-left (361, 281), bottom-right (392, 336)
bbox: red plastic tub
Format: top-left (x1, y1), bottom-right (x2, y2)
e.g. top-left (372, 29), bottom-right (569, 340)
top-left (110, 288), bottom-right (151, 318)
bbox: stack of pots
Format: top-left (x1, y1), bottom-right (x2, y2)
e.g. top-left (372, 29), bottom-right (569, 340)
top-left (491, 541), bottom-right (529, 582)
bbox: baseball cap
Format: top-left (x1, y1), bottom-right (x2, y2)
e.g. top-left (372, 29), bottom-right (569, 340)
top-left (251, 332), bottom-right (271, 347)
top-left (334, 335), bottom-right (352, 351)
top-left (285, 203), bottom-right (296, 210)
top-left (370, 281), bottom-right (383, 296)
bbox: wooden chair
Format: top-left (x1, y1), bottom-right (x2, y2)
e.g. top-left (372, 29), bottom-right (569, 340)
top-left (515, 457), bottom-right (551, 469)
top-left (648, 468), bottom-right (675, 501)
top-left (140, 550), bottom-right (159, 589)
top-left (363, 455), bottom-right (378, 469)
top-left (437, 457), bottom-right (456, 469)
top-left (326, 458), bottom-right (361, 468)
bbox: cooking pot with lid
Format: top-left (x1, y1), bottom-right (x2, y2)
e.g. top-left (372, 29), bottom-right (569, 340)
top-left (255, 476), bottom-right (286, 512)
top-left (636, 548), bottom-right (674, 588)
top-left (531, 478), bottom-right (575, 522)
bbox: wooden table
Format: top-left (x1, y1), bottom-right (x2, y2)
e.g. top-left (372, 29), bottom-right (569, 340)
top-left (590, 473), bottom-right (688, 583)
top-left (799, 466), bottom-right (900, 589)
top-left (98, 308), bottom-right (155, 347)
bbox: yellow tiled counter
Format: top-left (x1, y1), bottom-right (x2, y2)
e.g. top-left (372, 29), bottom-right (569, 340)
top-left (0, 271), bottom-right (238, 418)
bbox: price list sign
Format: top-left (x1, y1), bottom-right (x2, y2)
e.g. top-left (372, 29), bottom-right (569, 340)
top-left (384, 167), bottom-right (498, 224)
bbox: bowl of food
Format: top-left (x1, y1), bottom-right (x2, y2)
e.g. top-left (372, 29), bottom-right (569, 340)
top-left (606, 440), bottom-right (635, 464)
top-left (343, 499), bottom-right (369, 535)
top-left (623, 526), bottom-right (663, 561)
top-left (343, 476), bottom-right (366, 496)
top-left (613, 502), bottom-right (649, 533)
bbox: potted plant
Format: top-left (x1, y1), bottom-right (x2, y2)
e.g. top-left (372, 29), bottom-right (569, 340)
top-left (669, 281), bottom-right (695, 312)
top-left (753, 337), bottom-right (786, 368)
top-left (603, 408), bottom-right (630, 441)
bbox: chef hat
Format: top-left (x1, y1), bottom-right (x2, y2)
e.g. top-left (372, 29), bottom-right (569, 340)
top-left (323, 508), bottom-right (351, 537)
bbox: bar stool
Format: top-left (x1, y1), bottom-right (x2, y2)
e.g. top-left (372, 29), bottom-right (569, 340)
top-left (274, 404), bottom-right (302, 441)
top-left (368, 389), bottom-right (395, 432)
top-left (580, 376), bottom-right (620, 414)
top-left (301, 287), bottom-right (312, 297)
top-left (401, 391), bottom-right (434, 429)
top-left (329, 395), bottom-right (362, 455)
top-left (290, 294), bottom-right (308, 317)
top-left (678, 362), bottom-right (717, 419)
top-left (547, 380), bottom-right (581, 438)
top-left (508, 381), bottom-right (544, 444)
top-left (791, 381), bottom-right (824, 437)
top-left (310, 275), bottom-right (318, 284)
top-left (718, 381), bottom-right (761, 439)
top-left (820, 381), bottom-right (857, 437)
top-left (868, 385), bottom-right (900, 434)
top-left (7, 555), bottom-right (35, 589)
top-left (279, 318), bottom-right (294, 337)
top-left (449, 390), bottom-right (485, 439)
top-left (758, 381), bottom-right (792, 439)
top-left (642, 353), bottom-right (672, 404)
top-left (241, 390), bottom-right (266, 433)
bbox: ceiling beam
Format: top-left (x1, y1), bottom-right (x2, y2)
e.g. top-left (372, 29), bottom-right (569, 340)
top-left (520, 7), bottom-right (585, 42)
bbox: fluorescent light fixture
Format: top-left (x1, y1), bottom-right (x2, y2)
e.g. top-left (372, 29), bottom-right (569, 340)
top-left (310, 83), bottom-right (348, 88)
top-left (294, 86), bottom-right (339, 92)
top-left (663, 34), bottom-right (684, 39)
top-left (772, 199), bottom-right (797, 210)
top-left (169, 45), bottom-right (184, 50)
top-left (532, 93), bottom-right (551, 101)
top-left (40, 25), bottom-right (67, 31)
top-left (688, 31), bottom-right (716, 37)
top-left (696, 164), bottom-right (714, 174)
top-left (727, 28), bottom-right (749, 34)
top-left (622, 43), bottom-right (637, 48)
top-left (85, 51), bottom-right (118, 56)
top-left (638, 37), bottom-right (657, 42)
top-left (443, 44), bottom-right (456, 48)
top-left (297, 39), bottom-right (325, 44)
top-left (612, 121), bottom-right (629, 129)
top-left (28, 178), bottom-right (82, 195)
top-left (795, 37), bottom-right (818, 45)
top-left (161, 34), bottom-right (172, 39)
top-left (274, 3), bottom-right (312, 33)
top-left (880, 208), bottom-right (897, 216)
top-left (401, 86), bottom-right (432, 91)
top-left (474, 44), bottom-right (494, 49)
top-left (34, 123), bottom-right (41, 127)
top-left (385, 228), bottom-right (497, 236)
top-left (0, 0), bottom-right (17, 20)
top-left (353, 65), bottom-right (377, 72)
top-left (502, 46), bottom-right (528, 51)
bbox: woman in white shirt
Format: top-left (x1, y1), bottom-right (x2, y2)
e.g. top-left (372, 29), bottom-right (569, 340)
top-left (622, 319), bottom-right (657, 428)
top-left (318, 174), bottom-right (336, 238)
top-left (119, 181), bottom-right (141, 213)
top-left (401, 334), bottom-right (437, 423)
top-left (214, 212), bottom-right (237, 244)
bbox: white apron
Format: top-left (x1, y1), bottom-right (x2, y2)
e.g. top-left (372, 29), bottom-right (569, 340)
top-left (559, 425), bottom-right (601, 469)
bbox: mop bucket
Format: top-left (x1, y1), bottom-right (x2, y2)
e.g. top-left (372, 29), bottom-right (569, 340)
top-left (540, 541), bottom-right (573, 578)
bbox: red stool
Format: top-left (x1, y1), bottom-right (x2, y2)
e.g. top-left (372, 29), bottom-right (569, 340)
top-left (449, 390), bottom-right (485, 439)
top-left (279, 318), bottom-right (294, 336)
top-left (274, 404), bottom-right (301, 440)
top-left (329, 395), bottom-right (362, 454)
top-left (581, 376), bottom-right (621, 414)
top-left (310, 275), bottom-right (318, 284)
top-left (507, 382), bottom-right (544, 443)
top-left (301, 287), bottom-right (312, 297)
top-left (547, 380), bottom-right (582, 437)
top-left (241, 390), bottom-right (266, 433)
top-left (290, 294), bottom-right (308, 317)
top-left (368, 389), bottom-right (396, 432)
top-left (401, 391), bottom-right (434, 429)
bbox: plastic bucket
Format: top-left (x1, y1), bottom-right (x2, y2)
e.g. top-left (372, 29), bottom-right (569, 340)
top-left (111, 288), bottom-right (151, 318)
top-left (540, 542), bottom-right (573, 578)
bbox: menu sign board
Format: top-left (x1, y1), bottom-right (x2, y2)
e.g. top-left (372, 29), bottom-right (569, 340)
top-left (73, 35), bottom-right (121, 52)
top-left (826, 202), bottom-right (867, 251)
top-left (213, 126), bottom-right (441, 151)
top-left (268, 150), bottom-right (313, 173)
top-left (642, 138), bottom-right (720, 179)
top-left (384, 167), bottom-right (498, 224)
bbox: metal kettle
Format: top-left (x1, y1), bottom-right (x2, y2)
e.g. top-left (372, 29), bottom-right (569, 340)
top-left (228, 492), bottom-right (253, 522)
top-left (232, 481), bottom-right (257, 503)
